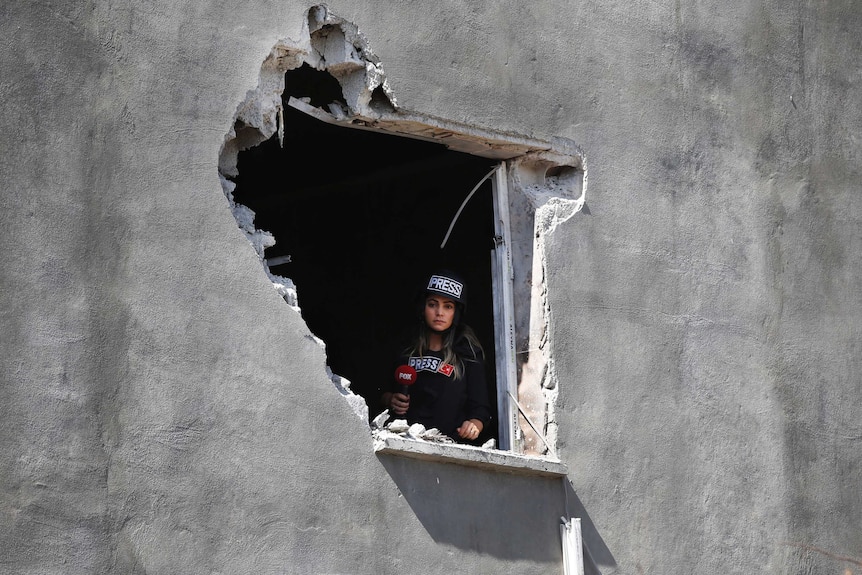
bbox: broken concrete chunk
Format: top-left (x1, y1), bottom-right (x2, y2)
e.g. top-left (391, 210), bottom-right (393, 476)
top-left (419, 428), bottom-right (455, 444)
top-left (407, 423), bottom-right (426, 438)
top-left (387, 419), bottom-right (409, 433)
top-left (327, 101), bottom-right (348, 120)
top-left (371, 409), bottom-right (390, 430)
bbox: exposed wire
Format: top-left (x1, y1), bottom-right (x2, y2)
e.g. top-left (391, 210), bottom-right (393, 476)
top-left (440, 166), bottom-right (499, 249)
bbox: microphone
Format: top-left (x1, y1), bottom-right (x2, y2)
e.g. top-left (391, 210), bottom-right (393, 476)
top-left (394, 365), bottom-right (417, 396)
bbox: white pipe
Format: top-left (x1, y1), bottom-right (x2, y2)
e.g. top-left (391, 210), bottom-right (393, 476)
top-left (560, 517), bottom-right (584, 575)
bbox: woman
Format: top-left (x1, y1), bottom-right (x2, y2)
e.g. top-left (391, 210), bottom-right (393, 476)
top-left (381, 271), bottom-right (491, 443)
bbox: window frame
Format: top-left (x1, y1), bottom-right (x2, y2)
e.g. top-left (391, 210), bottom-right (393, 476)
top-left (490, 164), bottom-right (519, 451)
top-left (280, 97), bottom-right (567, 458)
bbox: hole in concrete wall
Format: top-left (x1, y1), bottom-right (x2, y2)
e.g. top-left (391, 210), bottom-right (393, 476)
top-left (229, 65), bottom-right (501, 440)
top-left (218, 5), bottom-right (586, 454)
top-left (369, 85), bottom-right (396, 114)
top-left (282, 64), bottom-right (346, 109)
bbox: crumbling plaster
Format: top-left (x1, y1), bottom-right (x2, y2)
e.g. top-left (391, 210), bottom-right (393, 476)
top-left (2, 0), bottom-right (861, 574)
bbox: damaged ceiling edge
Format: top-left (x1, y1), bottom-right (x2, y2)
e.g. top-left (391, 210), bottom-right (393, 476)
top-left (286, 96), bottom-right (583, 166)
top-left (219, 3), bottom-right (586, 179)
top-left (284, 95), bottom-right (589, 216)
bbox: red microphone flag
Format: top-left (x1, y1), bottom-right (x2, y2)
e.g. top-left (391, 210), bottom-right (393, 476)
top-left (394, 365), bottom-right (417, 395)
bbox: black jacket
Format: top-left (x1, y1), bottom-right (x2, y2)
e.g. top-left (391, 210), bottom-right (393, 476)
top-left (391, 339), bottom-right (491, 441)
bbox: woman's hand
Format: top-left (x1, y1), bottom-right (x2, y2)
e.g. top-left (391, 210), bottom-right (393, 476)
top-left (457, 419), bottom-right (483, 441)
top-left (387, 392), bottom-right (410, 415)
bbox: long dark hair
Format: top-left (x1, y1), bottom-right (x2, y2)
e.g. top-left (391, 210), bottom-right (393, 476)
top-left (405, 322), bottom-right (483, 380)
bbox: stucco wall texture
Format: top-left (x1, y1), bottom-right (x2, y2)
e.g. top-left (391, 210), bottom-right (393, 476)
top-left (1, 1), bottom-right (860, 574)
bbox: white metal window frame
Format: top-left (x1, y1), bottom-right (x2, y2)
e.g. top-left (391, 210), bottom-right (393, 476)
top-left (489, 164), bottom-right (519, 451)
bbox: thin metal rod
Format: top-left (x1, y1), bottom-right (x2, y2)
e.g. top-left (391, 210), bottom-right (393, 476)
top-left (508, 391), bottom-right (557, 458)
top-left (440, 167), bottom-right (498, 249)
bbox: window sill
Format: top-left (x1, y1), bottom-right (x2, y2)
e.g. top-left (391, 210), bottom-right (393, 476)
top-left (373, 434), bottom-right (568, 477)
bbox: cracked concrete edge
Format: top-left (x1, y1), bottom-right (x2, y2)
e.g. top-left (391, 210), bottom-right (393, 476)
top-left (528, 168), bottom-right (589, 452)
top-left (327, 365), bottom-right (369, 423)
top-left (542, 150), bottom-right (591, 451)
top-left (532, 157), bottom-right (588, 452)
top-left (217, 5), bottom-right (398, 178)
top-left (306, 4), bottom-right (397, 110)
top-left (212, 6), bottom-right (401, 424)
top-left (507, 154), bottom-right (587, 456)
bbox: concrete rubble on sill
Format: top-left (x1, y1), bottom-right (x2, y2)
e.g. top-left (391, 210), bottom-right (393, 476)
top-left (372, 429), bottom-right (568, 478)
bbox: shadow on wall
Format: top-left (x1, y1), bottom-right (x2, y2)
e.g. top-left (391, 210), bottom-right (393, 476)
top-left (378, 454), bottom-right (616, 572)
top-left (563, 480), bottom-right (616, 575)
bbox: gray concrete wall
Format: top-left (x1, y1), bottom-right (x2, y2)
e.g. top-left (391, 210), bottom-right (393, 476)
top-left (546, 1), bottom-right (862, 573)
top-left (1, 1), bottom-right (860, 574)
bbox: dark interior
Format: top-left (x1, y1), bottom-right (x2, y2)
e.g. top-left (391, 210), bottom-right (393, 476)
top-left (229, 65), bottom-right (500, 438)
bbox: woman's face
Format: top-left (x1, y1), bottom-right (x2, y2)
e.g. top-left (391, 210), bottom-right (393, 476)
top-left (424, 295), bottom-right (456, 332)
